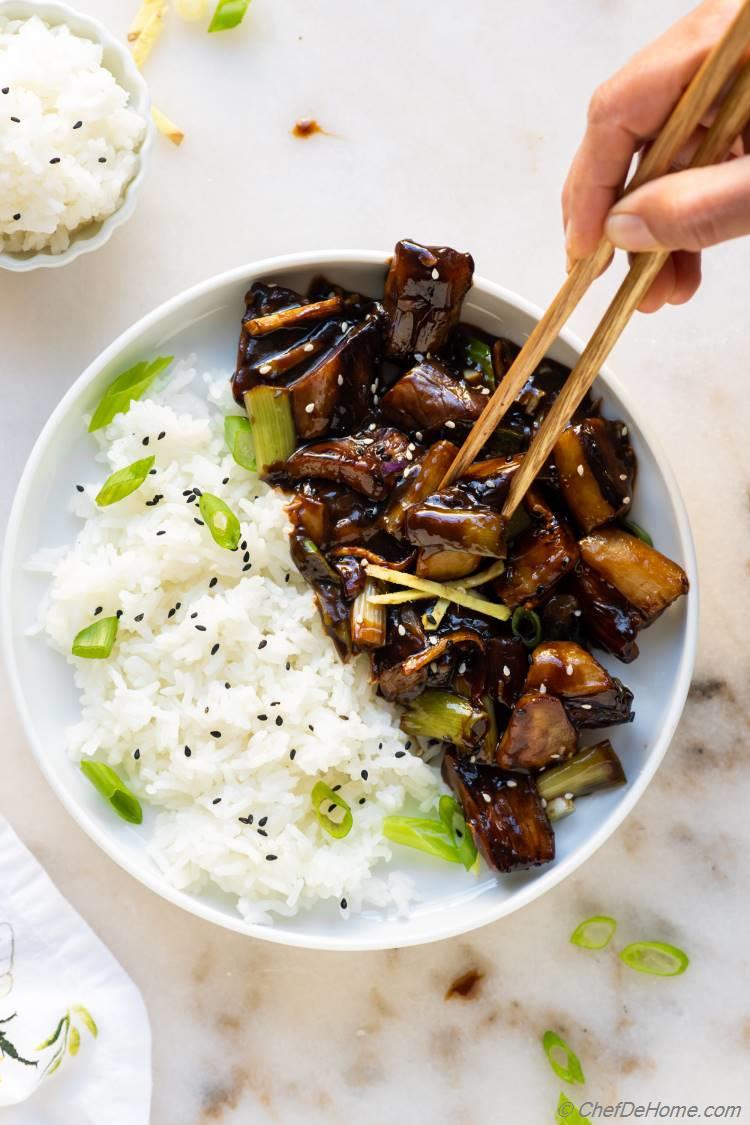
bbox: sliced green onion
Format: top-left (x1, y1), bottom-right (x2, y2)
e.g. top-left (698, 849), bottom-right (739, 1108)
top-left (243, 386), bottom-right (296, 475)
top-left (80, 761), bottom-right (142, 824)
top-left (95, 455), bottom-right (155, 507)
top-left (208, 0), bottom-right (251, 31)
top-left (465, 337), bottom-right (495, 389)
top-left (542, 1030), bottom-right (585, 1085)
top-left (383, 815), bottom-right (461, 864)
top-left (71, 1006), bottom-right (97, 1038)
top-left (570, 915), bottom-right (617, 950)
top-left (511, 605), bottom-right (542, 648)
top-left (622, 519), bottom-right (654, 547)
top-left (88, 356), bottom-right (173, 432)
top-left (556, 1093), bottom-right (588, 1124)
top-left (71, 616), bottom-right (119, 659)
top-left (438, 795), bottom-right (477, 871)
top-left (537, 741), bottom-right (626, 802)
top-left (619, 941), bottom-right (689, 977)
top-left (351, 578), bottom-right (386, 649)
top-left (311, 781), bottom-right (352, 839)
top-left (401, 690), bottom-right (488, 750)
top-left (198, 493), bottom-right (241, 551)
top-left (224, 415), bottom-right (256, 471)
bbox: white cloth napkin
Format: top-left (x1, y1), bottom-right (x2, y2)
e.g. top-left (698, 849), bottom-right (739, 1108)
top-left (0, 819), bottom-right (151, 1123)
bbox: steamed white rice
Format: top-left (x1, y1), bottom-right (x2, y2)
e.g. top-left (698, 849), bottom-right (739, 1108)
top-left (0, 16), bottom-right (146, 255)
top-left (33, 361), bottom-right (440, 921)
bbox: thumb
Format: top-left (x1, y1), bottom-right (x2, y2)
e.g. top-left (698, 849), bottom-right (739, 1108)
top-left (605, 155), bottom-right (750, 252)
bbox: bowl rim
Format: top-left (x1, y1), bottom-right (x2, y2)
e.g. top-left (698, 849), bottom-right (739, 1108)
top-left (0, 0), bottom-right (154, 272)
top-left (0, 249), bottom-right (699, 949)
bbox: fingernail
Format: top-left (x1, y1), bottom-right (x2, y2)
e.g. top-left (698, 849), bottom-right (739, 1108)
top-left (605, 213), bottom-right (662, 252)
top-left (564, 221), bottom-right (575, 272)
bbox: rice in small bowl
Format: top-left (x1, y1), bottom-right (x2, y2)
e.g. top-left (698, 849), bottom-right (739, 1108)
top-left (0, 3), bottom-right (152, 268)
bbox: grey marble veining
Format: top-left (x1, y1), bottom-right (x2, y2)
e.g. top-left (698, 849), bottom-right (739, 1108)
top-left (1, 0), bottom-right (749, 1120)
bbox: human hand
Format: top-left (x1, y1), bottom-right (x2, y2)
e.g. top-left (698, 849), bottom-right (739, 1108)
top-left (563, 0), bottom-right (750, 312)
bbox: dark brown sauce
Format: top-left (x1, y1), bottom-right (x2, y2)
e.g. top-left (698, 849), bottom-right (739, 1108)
top-left (293, 118), bottom-right (325, 139)
top-left (445, 968), bottom-right (484, 1000)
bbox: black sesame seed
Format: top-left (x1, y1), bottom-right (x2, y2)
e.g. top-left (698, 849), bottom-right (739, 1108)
top-left (195, 624), bottom-right (207, 632)
top-left (360, 769), bottom-right (368, 780)
top-left (73, 120), bottom-right (83, 129)
top-left (289, 749), bottom-right (297, 760)
top-left (1, 88), bottom-right (8, 95)
top-left (238, 815), bottom-right (252, 825)
top-left (328, 804), bottom-right (336, 813)
top-left (94, 606), bottom-right (102, 616)
top-left (116, 609), bottom-right (123, 619)
top-left (378, 743), bottom-right (383, 750)
top-left (194, 518), bottom-right (204, 526)
top-left (167, 608), bottom-right (176, 619)
top-left (210, 730), bottom-right (221, 739)
top-left (157, 431), bottom-right (165, 440)
top-left (209, 577), bottom-right (218, 588)
top-left (10, 116), bottom-right (20, 123)
top-left (404, 741), bottom-right (412, 750)
top-left (222, 477), bottom-right (229, 485)
top-left (211, 643), bottom-right (220, 655)
top-left (193, 487), bottom-right (202, 497)
top-left (12, 213), bottom-right (20, 221)
top-left (275, 716), bottom-right (283, 727)
top-left (212, 797), bottom-right (222, 804)
top-left (176, 603), bottom-right (181, 610)
top-left (395, 751), bottom-right (406, 758)
top-left (190, 612), bottom-right (198, 619)
top-left (135, 613), bottom-right (144, 622)
top-left (134, 748), bottom-right (141, 760)
top-left (340, 898), bottom-right (348, 910)
top-left (76, 484), bottom-right (84, 493)
top-left (156, 530), bottom-right (166, 536)
top-left (308, 724), bottom-right (314, 732)
top-left (284, 573), bottom-right (290, 583)
top-left (182, 489), bottom-right (192, 497)
top-left (258, 639), bottom-right (267, 650)
top-left (224, 682), bottom-right (231, 689)
top-left (340, 715), bottom-right (349, 721)
top-left (257, 714), bottom-right (268, 722)
top-left (142, 436), bottom-right (150, 447)
top-left (258, 816), bottom-right (268, 826)
top-left (149, 468), bottom-right (157, 475)
top-left (270, 701), bottom-right (280, 706)
top-left (98, 156), bottom-right (107, 163)
top-left (265, 854), bottom-right (278, 861)
top-left (242, 564), bottom-right (251, 572)
top-left (257, 827), bottom-right (268, 837)
top-left (358, 797), bottom-right (366, 805)
top-left (184, 745), bottom-right (191, 757)
top-left (285, 661), bottom-right (291, 671)
top-left (241, 540), bottom-right (247, 551)
top-left (243, 551), bottom-right (250, 563)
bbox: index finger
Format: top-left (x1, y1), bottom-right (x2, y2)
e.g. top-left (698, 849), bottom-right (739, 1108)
top-left (563, 0), bottom-right (743, 261)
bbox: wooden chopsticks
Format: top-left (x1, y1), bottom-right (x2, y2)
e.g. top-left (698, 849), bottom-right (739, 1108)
top-left (441, 0), bottom-right (750, 502)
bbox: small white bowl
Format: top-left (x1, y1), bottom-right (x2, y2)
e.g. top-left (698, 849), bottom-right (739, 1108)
top-left (0, 0), bottom-right (153, 272)
top-left (1, 252), bottom-right (698, 950)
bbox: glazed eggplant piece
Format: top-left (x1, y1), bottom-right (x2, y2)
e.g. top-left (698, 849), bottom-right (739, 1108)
top-left (373, 606), bottom-right (430, 701)
top-left (403, 495), bottom-right (507, 558)
top-left (381, 440), bottom-right (458, 538)
top-left (383, 240), bottom-right (474, 358)
top-left (495, 689), bottom-right (578, 770)
top-left (568, 562), bottom-right (643, 663)
top-left (415, 547), bottom-right (481, 581)
top-left (579, 528), bottom-right (689, 624)
top-left (273, 428), bottom-right (417, 500)
top-left (379, 359), bottom-right (486, 433)
top-left (541, 592), bottom-right (583, 643)
top-left (525, 641), bottom-right (634, 728)
top-left (289, 531), bottom-right (352, 661)
top-left (494, 490), bottom-right (578, 607)
top-left (442, 750), bottom-right (555, 872)
top-left (486, 636), bottom-right (530, 708)
top-left (554, 419), bottom-right (635, 533)
top-left (295, 482), bottom-right (382, 546)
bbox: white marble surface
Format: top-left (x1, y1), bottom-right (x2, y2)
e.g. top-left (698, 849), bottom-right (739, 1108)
top-left (2, 1), bottom-right (750, 1120)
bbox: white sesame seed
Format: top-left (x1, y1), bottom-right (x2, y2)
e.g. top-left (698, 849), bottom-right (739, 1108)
top-left (573, 610), bottom-right (582, 617)
top-left (564, 792), bottom-right (574, 800)
top-left (622, 425), bottom-right (628, 436)
top-left (541, 797), bottom-right (548, 808)
top-left (580, 703), bottom-right (592, 710)
top-left (341, 321), bottom-right (349, 331)
top-left (397, 624), bottom-right (406, 636)
top-left (370, 383), bottom-right (377, 393)
top-left (368, 423), bottom-right (377, 431)
top-left (259, 363), bottom-right (272, 375)
top-left (373, 394), bottom-right (379, 404)
top-left (405, 450), bottom-right (413, 461)
top-left (414, 353), bottom-right (424, 363)
top-left (481, 792), bottom-right (491, 804)
top-left (360, 438), bottom-right (374, 445)
top-left (550, 753), bottom-right (561, 760)
top-left (458, 662), bottom-right (466, 675)
top-left (305, 403), bottom-right (315, 414)
top-left (407, 442), bottom-right (416, 452)
top-left (429, 636), bottom-right (439, 645)
top-left (303, 342), bottom-right (315, 352)
top-left (337, 374), bottom-right (344, 386)
top-left (503, 664), bottom-right (511, 677)
top-left (481, 386), bottom-right (491, 394)
top-left (565, 663), bottom-right (573, 676)
top-left (576, 464), bottom-right (584, 477)
top-left (415, 431), bottom-right (424, 442)
top-left (445, 420), bottom-right (456, 429)
top-left (622, 496), bottom-right (631, 504)
top-left (431, 268), bottom-right (439, 280)
top-left (506, 779), bottom-right (518, 788)
top-left (619, 473), bottom-right (627, 481)
top-left (539, 683), bottom-right (547, 694)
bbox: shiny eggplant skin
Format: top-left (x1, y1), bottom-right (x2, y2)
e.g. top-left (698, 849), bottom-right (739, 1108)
top-left (442, 750), bottom-right (555, 872)
top-left (381, 440), bottom-right (458, 538)
top-left (379, 359), bottom-right (486, 433)
top-left (383, 240), bottom-right (474, 358)
top-left (494, 491), bottom-right (578, 607)
top-left (495, 690), bottom-right (577, 770)
top-left (554, 419), bottom-right (635, 533)
top-left (273, 429), bottom-right (417, 500)
top-left (289, 530), bottom-right (352, 661)
top-left (415, 546), bottom-right (481, 581)
top-left (525, 641), bottom-right (634, 728)
top-left (568, 562), bottom-right (643, 664)
top-left (579, 528), bottom-right (689, 624)
top-left (486, 636), bottom-right (530, 708)
top-left (403, 499), bottom-right (507, 558)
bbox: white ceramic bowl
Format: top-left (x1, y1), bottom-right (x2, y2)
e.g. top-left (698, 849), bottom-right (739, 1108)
top-left (0, 0), bottom-right (153, 272)
top-left (0, 251), bottom-right (698, 949)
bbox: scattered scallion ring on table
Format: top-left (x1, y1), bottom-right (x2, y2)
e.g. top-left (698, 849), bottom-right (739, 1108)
top-left (621, 519), bottom-right (654, 547)
top-left (224, 415), bottom-right (256, 471)
top-left (556, 1093), bottom-right (588, 1124)
top-left (311, 782), bottom-right (353, 839)
top-left (198, 493), bottom-right (241, 550)
top-left (511, 605), bottom-right (542, 648)
top-left (542, 1030), bottom-right (585, 1085)
top-left (95, 455), bottom-right (155, 507)
top-left (619, 941), bottom-right (689, 977)
top-left (88, 356), bottom-right (173, 432)
top-left (80, 761), bottom-right (143, 824)
top-left (208, 0), bottom-right (251, 32)
top-left (71, 616), bottom-right (119, 659)
top-left (570, 915), bottom-right (617, 951)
